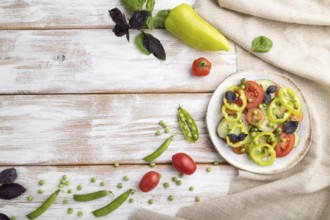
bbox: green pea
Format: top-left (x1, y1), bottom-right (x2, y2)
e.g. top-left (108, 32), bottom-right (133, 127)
top-left (60, 179), bottom-right (66, 184)
top-left (155, 130), bottom-right (162, 136)
top-left (149, 162), bottom-right (156, 167)
top-left (38, 189), bottom-right (43, 194)
top-left (206, 167), bottom-right (212, 172)
top-left (195, 196), bottom-right (201, 202)
top-left (276, 128), bottom-right (282, 133)
top-left (62, 175), bottom-right (67, 180)
top-left (178, 173), bottom-right (184, 178)
top-left (67, 189), bottom-right (72, 194)
top-left (114, 162), bottom-right (120, 167)
top-left (63, 199), bottom-right (69, 204)
top-left (26, 190), bottom-right (61, 219)
top-left (58, 184), bottom-right (64, 188)
top-left (65, 181), bottom-right (70, 186)
top-left (253, 110), bottom-right (259, 115)
top-left (176, 180), bottom-right (182, 186)
top-left (212, 161), bottom-right (219, 166)
top-left (189, 186), bottom-right (194, 191)
top-left (259, 104), bottom-right (264, 109)
top-left (77, 211), bottom-right (83, 217)
top-left (74, 190), bottom-right (112, 202)
top-left (247, 98), bottom-right (253, 103)
top-left (117, 183), bottom-right (123, 189)
top-left (143, 135), bottom-right (174, 162)
top-left (77, 185), bottom-right (82, 191)
top-left (67, 208), bottom-right (73, 214)
top-left (172, 177), bottom-right (178, 182)
top-left (92, 189), bottom-right (134, 217)
top-left (148, 199), bottom-right (154, 205)
top-left (163, 182), bottom-right (170, 188)
top-left (164, 127), bottom-right (170, 133)
top-left (27, 195), bottom-right (34, 202)
top-left (168, 195), bottom-right (174, 201)
top-left (38, 180), bottom-right (45, 186)
top-left (129, 198), bottom-right (134, 203)
top-left (123, 176), bottom-right (129, 181)
top-left (159, 120), bottom-right (166, 127)
top-left (90, 177), bottom-right (97, 183)
top-left (10, 216), bottom-right (16, 220)
top-left (100, 181), bottom-right (106, 187)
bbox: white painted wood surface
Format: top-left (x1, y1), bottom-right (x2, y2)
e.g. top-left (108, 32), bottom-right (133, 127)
top-left (0, 30), bottom-right (236, 94)
top-left (1, 165), bottom-right (237, 219)
top-left (0, 0), bottom-right (195, 29)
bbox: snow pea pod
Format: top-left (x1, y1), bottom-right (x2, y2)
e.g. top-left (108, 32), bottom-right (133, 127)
top-left (74, 190), bottom-right (112, 202)
top-left (26, 190), bottom-right (61, 219)
top-left (92, 189), bottom-right (134, 217)
top-left (143, 135), bottom-right (174, 162)
top-left (178, 107), bottom-right (199, 143)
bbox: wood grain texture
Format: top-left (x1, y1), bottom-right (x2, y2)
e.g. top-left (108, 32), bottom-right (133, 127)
top-left (0, 165), bottom-right (237, 219)
top-left (0, 0), bottom-right (195, 29)
top-left (0, 93), bottom-right (230, 165)
top-left (0, 29), bottom-right (236, 94)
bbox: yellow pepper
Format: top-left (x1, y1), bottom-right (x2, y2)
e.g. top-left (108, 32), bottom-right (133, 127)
top-left (249, 143), bottom-right (276, 166)
top-left (278, 87), bottom-right (302, 116)
top-left (164, 3), bottom-right (230, 52)
top-left (221, 105), bottom-right (242, 122)
top-left (267, 98), bottom-right (291, 123)
top-left (223, 86), bottom-right (247, 112)
top-left (225, 123), bottom-right (249, 147)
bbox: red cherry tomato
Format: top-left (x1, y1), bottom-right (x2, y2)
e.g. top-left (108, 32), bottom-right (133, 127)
top-left (172, 153), bottom-right (197, 175)
top-left (243, 81), bottom-right (264, 108)
top-left (192, 57), bottom-right (212, 77)
top-left (139, 171), bottom-right (160, 192)
top-left (275, 131), bottom-right (295, 157)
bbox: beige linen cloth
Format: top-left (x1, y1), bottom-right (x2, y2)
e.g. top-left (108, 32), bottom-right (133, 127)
top-left (131, 0), bottom-right (330, 219)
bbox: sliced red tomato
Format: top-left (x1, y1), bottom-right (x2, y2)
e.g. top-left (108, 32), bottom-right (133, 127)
top-left (231, 143), bottom-right (248, 154)
top-left (246, 108), bottom-right (265, 126)
top-left (275, 132), bottom-right (295, 157)
top-left (243, 81), bottom-right (264, 108)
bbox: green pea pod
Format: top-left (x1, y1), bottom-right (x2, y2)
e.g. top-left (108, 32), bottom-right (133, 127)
top-left (74, 190), bottom-right (112, 202)
top-left (26, 190), bottom-right (61, 219)
top-left (92, 189), bottom-right (134, 217)
top-left (178, 106), bottom-right (199, 143)
top-left (143, 135), bottom-right (174, 162)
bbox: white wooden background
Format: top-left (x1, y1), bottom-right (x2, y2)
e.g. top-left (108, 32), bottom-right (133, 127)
top-left (0, 0), bottom-right (238, 219)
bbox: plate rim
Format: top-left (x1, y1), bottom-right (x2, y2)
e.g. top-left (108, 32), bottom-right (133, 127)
top-left (206, 69), bottom-right (312, 174)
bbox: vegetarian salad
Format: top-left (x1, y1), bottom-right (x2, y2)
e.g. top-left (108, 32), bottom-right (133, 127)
top-left (217, 78), bottom-right (303, 166)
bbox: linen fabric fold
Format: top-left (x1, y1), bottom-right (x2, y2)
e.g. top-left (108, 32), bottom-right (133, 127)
top-left (130, 0), bottom-right (330, 219)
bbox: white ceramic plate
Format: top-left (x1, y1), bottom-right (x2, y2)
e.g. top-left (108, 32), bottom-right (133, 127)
top-left (206, 70), bottom-right (312, 174)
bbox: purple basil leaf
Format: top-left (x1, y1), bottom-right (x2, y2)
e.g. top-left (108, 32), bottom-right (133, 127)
top-left (0, 168), bottom-right (17, 184)
top-left (266, 85), bottom-right (277, 94)
top-left (237, 133), bottom-right (248, 141)
top-left (143, 33), bottom-right (166, 60)
top-left (225, 91), bottom-right (236, 103)
top-left (284, 121), bottom-right (299, 134)
top-left (0, 183), bottom-right (26, 200)
top-left (0, 213), bottom-right (10, 220)
top-left (129, 10), bottom-right (149, 30)
top-left (113, 25), bottom-right (130, 41)
top-left (109, 8), bottom-right (130, 42)
top-left (263, 93), bottom-right (271, 104)
top-left (227, 134), bottom-right (239, 142)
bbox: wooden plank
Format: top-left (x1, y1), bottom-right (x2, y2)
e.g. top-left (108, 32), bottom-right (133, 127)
top-left (0, 165), bottom-right (237, 219)
top-left (0, 0), bottom-right (195, 30)
top-left (0, 93), bottom-right (229, 165)
top-left (0, 29), bottom-right (236, 94)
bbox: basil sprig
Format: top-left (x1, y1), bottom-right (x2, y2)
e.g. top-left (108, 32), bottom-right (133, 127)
top-left (250, 36), bottom-right (273, 53)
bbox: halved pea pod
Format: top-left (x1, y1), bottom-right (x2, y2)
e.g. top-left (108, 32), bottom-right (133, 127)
top-left (178, 107), bottom-right (199, 143)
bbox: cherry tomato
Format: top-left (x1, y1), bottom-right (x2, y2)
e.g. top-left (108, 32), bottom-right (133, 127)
top-left (192, 57), bottom-right (212, 77)
top-left (243, 81), bottom-right (264, 108)
top-left (172, 153), bottom-right (197, 175)
top-left (275, 131), bottom-right (295, 157)
top-left (246, 108), bottom-right (265, 126)
top-left (139, 171), bottom-right (160, 192)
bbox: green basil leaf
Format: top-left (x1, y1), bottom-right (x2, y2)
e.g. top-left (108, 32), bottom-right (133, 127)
top-left (146, 0), bottom-right (156, 12)
top-left (146, 9), bottom-right (170, 30)
top-left (146, 16), bottom-right (155, 29)
top-left (250, 36), bottom-right (273, 53)
top-left (135, 33), bottom-right (151, 55)
top-left (122, 0), bottom-right (146, 12)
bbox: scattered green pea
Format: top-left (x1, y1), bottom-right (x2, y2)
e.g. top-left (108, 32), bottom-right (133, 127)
top-left (77, 185), bottom-right (82, 191)
top-left (77, 211), bottom-right (83, 217)
top-left (149, 162), bottom-right (156, 167)
top-left (168, 195), bottom-right (174, 201)
top-left (38, 189), bottom-right (44, 194)
top-left (165, 127), bottom-right (170, 133)
top-left (247, 98), bottom-right (253, 103)
top-left (276, 128), bottom-right (282, 133)
top-left (129, 198), bottom-right (134, 203)
top-left (114, 162), bottom-right (120, 167)
top-left (253, 110), bottom-right (259, 115)
top-left (58, 184), bottom-right (64, 188)
top-left (159, 120), bottom-right (166, 127)
top-left (176, 180), bottom-right (182, 186)
top-left (280, 138), bottom-right (286, 143)
top-left (100, 181), bottom-right (106, 187)
top-left (90, 177), bottom-right (97, 183)
top-left (155, 130), bottom-right (162, 136)
top-left (63, 199), bottom-right (69, 204)
top-left (67, 189), bottom-right (72, 194)
top-left (60, 179), bottom-right (66, 184)
top-left (27, 195), bottom-right (34, 202)
top-left (178, 173), bottom-right (184, 178)
top-left (38, 180), bottom-right (45, 186)
top-left (148, 199), bottom-right (154, 205)
top-left (259, 104), bottom-right (264, 109)
top-left (163, 182), bottom-right (170, 188)
top-left (251, 132), bottom-right (257, 137)
top-left (62, 175), bottom-right (67, 180)
top-left (195, 196), bottom-right (201, 202)
top-left (212, 161), bottom-right (219, 166)
top-left (172, 177), bottom-right (178, 182)
top-left (65, 180), bottom-right (70, 186)
top-left (117, 183), bottom-right (123, 189)
top-left (189, 186), bottom-right (194, 191)
top-left (10, 216), bottom-right (15, 220)
top-left (67, 208), bottom-right (73, 214)
top-left (206, 167), bottom-right (212, 172)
